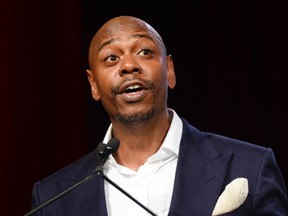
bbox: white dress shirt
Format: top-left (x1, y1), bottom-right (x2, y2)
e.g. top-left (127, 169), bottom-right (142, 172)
top-left (102, 109), bottom-right (183, 216)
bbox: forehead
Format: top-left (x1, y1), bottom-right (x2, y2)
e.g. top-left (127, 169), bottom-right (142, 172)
top-left (92, 18), bottom-right (165, 53)
top-left (98, 30), bottom-right (156, 52)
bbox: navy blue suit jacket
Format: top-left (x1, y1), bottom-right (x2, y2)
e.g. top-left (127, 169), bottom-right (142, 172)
top-left (31, 118), bottom-right (288, 215)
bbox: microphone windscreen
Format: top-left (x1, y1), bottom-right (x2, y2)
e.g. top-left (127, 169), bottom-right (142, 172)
top-left (96, 138), bottom-right (120, 157)
top-left (106, 138), bottom-right (120, 153)
top-left (96, 142), bottom-right (106, 155)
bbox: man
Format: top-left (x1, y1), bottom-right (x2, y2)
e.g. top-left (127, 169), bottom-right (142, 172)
top-left (29, 16), bottom-right (288, 215)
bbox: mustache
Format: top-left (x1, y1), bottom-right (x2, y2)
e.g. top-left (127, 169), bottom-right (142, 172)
top-left (111, 76), bottom-right (154, 95)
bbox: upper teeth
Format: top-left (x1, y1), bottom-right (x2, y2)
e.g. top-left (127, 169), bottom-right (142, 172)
top-left (126, 85), bottom-right (141, 90)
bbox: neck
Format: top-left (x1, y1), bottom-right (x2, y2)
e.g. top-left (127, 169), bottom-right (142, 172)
top-left (111, 110), bottom-right (172, 171)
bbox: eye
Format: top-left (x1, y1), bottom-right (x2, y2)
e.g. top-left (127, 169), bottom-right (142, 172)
top-left (105, 55), bottom-right (119, 62)
top-left (138, 49), bottom-right (153, 56)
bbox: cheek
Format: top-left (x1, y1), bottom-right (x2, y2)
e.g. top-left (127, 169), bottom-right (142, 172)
top-left (149, 74), bottom-right (169, 104)
top-left (94, 73), bottom-right (119, 101)
top-left (152, 69), bottom-right (168, 88)
top-left (95, 81), bottom-right (110, 100)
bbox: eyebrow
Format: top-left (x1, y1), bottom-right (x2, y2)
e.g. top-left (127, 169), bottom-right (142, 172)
top-left (98, 38), bottom-right (115, 53)
top-left (131, 33), bottom-right (154, 42)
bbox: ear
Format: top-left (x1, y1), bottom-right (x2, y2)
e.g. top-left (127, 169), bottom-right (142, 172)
top-left (166, 55), bottom-right (176, 89)
top-left (86, 69), bottom-right (100, 101)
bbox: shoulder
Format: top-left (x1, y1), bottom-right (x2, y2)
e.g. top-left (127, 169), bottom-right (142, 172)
top-left (31, 149), bottom-right (102, 211)
top-left (180, 117), bottom-right (269, 158)
top-left (36, 149), bottom-right (98, 188)
top-left (204, 131), bottom-right (267, 154)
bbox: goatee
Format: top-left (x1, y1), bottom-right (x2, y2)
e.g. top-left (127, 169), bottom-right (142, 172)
top-left (115, 108), bottom-right (156, 125)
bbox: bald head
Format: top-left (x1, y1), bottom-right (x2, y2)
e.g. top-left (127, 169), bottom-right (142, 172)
top-left (88, 16), bottom-right (167, 68)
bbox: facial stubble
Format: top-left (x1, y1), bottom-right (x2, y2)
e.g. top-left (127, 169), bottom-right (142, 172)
top-left (111, 78), bottom-right (157, 125)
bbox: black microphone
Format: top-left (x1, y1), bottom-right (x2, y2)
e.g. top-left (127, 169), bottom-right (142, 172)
top-left (23, 138), bottom-right (119, 216)
top-left (96, 138), bottom-right (120, 165)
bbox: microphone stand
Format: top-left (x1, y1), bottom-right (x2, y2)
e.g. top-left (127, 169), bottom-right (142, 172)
top-left (23, 140), bottom-right (115, 216)
top-left (95, 164), bottom-right (157, 216)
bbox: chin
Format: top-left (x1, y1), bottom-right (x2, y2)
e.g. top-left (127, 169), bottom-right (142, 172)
top-left (115, 107), bottom-right (156, 124)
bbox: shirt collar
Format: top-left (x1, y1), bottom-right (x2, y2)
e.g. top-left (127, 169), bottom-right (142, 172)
top-left (155, 109), bottom-right (182, 157)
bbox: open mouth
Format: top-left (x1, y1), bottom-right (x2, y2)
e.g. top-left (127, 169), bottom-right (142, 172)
top-left (125, 84), bottom-right (143, 94)
top-left (115, 80), bottom-right (150, 102)
top-left (117, 80), bottom-right (148, 95)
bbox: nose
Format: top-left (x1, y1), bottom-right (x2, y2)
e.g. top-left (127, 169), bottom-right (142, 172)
top-left (119, 55), bottom-right (141, 76)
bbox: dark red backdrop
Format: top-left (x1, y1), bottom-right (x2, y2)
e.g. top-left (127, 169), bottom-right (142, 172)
top-left (1, 0), bottom-right (287, 215)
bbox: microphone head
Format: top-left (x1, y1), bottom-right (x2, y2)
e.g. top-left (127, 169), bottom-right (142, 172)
top-left (96, 138), bottom-right (120, 160)
top-left (95, 142), bottom-right (106, 155)
top-left (106, 137), bottom-right (120, 153)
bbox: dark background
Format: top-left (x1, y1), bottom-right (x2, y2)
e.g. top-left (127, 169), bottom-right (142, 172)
top-left (1, 0), bottom-right (287, 215)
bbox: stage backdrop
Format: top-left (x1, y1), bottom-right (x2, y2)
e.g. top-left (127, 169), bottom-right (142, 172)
top-left (1, 0), bottom-right (287, 215)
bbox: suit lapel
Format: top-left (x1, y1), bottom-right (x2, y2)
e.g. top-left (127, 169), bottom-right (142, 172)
top-left (169, 119), bottom-right (232, 216)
